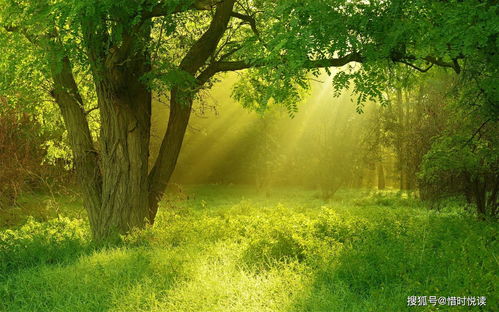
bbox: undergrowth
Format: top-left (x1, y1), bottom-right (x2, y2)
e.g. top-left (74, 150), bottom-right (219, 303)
top-left (0, 186), bottom-right (497, 311)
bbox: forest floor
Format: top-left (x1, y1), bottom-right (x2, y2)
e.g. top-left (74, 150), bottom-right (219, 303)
top-left (0, 185), bottom-right (497, 312)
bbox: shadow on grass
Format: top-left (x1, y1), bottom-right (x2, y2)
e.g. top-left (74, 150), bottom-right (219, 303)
top-left (0, 247), bottom-right (184, 311)
top-left (289, 214), bottom-right (497, 312)
top-left (0, 217), bottom-right (94, 280)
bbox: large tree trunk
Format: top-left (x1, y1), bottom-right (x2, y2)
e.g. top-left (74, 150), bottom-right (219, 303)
top-left (76, 13), bottom-right (155, 239)
top-left (94, 54), bottom-right (152, 239)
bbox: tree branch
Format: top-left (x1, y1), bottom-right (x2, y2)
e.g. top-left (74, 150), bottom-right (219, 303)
top-left (393, 55), bottom-right (461, 74)
top-left (396, 60), bottom-right (434, 73)
top-left (230, 12), bottom-right (259, 36)
top-left (2, 24), bottom-right (41, 46)
top-left (179, 0), bottom-right (237, 74)
top-left (196, 52), bottom-right (363, 85)
top-left (143, 0), bottom-right (222, 19)
top-left (303, 52), bottom-right (363, 69)
top-left (463, 118), bottom-right (491, 147)
top-left (423, 56), bottom-right (461, 74)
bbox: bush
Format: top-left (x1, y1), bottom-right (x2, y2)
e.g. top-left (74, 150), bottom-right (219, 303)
top-left (242, 227), bottom-right (307, 269)
top-left (0, 217), bottom-right (91, 278)
top-left (0, 106), bottom-right (70, 208)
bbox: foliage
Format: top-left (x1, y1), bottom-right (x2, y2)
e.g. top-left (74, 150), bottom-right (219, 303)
top-left (1, 0), bottom-right (496, 115)
top-left (232, 0), bottom-right (498, 114)
top-left (0, 106), bottom-right (69, 208)
top-left (421, 132), bottom-right (498, 185)
top-left (0, 217), bottom-right (90, 279)
top-left (419, 103), bottom-right (498, 216)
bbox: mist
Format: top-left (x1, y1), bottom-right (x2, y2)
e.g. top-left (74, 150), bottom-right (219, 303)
top-left (150, 73), bottom-right (402, 198)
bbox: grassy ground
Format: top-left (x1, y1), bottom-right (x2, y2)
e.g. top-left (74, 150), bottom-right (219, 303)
top-left (0, 185), bottom-right (497, 311)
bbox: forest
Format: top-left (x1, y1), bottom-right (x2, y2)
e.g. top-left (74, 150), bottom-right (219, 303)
top-left (0, 0), bottom-right (497, 311)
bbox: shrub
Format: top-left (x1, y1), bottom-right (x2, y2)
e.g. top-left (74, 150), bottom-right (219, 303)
top-left (242, 229), bottom-right (307, 269)
top-left (0, 217), bottom-right (91, 278)
top-left (0, 104), bottom-right (71, 209)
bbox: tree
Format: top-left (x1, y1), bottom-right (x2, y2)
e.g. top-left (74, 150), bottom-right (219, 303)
top-left (1, 0), bottom-right (247, 239)
top-left (1, 0), bottom-right (496, 239)
top-left (420, 112), bottom-right (498, 217)
top-left (419, 76), bottom-right (499, 217)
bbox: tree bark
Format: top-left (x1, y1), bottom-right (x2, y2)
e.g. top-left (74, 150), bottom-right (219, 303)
top-left (148, 88), bottom-right (193, 222)
top-left (95, 80), bottom-right (151, 238)
top-left (92, 44), bottom-right (152, 238)
top-left (77, 14), bottom-right (154, 239)
top-left (49, 56), bottom-right (102, 237)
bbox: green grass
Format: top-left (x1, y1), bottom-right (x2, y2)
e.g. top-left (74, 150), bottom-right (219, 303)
top-left (0, 186), bottom-right (497, 311)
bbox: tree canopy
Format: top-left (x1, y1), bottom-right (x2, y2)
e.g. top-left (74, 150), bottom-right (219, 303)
top-left (2, 0), bottom-right (496, 109)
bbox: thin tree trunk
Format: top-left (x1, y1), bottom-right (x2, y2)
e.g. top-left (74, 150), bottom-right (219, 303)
top-left (148, 88), bottom-right (193, 222)
top-left (49, 56), bottom-right (102, 236)
top-left (487, 174), bottom-right (498, 217)
top-left (147, 0), bottom-right (237, 223)
top-left (473, 177), bottom-right (487, 217)
top-left (356, 172), bottom-right (364, 188)
top-left (396, 89), bottom-right (407, 190)
top-left (377, 161), bottom-right (386, 190)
